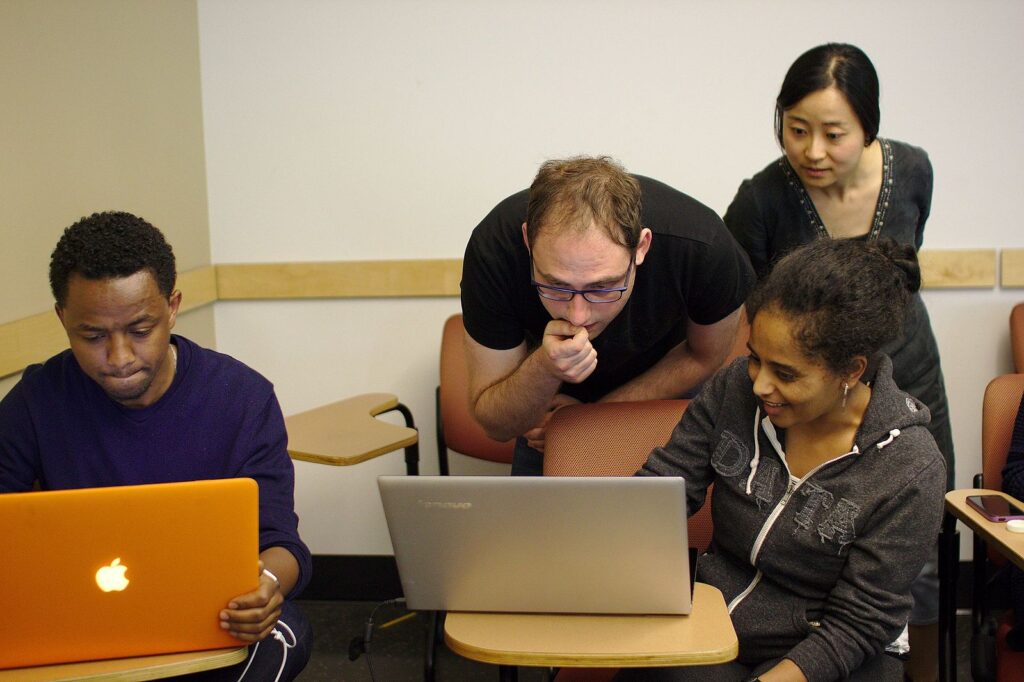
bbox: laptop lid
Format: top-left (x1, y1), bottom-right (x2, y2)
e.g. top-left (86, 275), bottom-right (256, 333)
top-left (378, 475), bottom-right (691, 615)
top-left (0, 478), bottom-right (259, 669)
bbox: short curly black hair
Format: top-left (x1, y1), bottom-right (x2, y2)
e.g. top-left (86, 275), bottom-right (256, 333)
top-left (746, 238), bottom-right (921, 376)
top-left (49, 211), bottom-right (177, 308)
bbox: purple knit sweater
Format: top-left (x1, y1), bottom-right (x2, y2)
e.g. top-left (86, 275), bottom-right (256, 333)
top-left (0, 335), bottom-right (311, 597)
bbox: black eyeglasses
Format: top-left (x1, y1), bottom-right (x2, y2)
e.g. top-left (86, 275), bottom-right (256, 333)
top-left (530, 257), bottom-right (634, 304)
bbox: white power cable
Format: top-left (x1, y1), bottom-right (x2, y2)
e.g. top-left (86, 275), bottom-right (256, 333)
top-left (236, 619), bottom-right (297, 682)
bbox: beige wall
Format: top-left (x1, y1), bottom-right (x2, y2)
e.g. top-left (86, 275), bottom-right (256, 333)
top-left (0, 0), bottom-right (214, 364)
top-left (3, 1), bottom-right (1023, 563)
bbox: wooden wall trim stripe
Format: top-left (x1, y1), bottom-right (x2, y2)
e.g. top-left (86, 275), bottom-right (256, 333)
top-left (214, 259), bottom-right (463, 299)
top-left (0, 252), bottom-right (1012, 379)
top-left (1002, 249), bottom-right (1024, 288)
top-left (178, 265), bottom-right (218, 312)
top-left (918, 249), bottom-right (996, 289)
top-left (216, 254), bottom-right (996, 299)
top-left (0, 265), bottom-right (217, 379)
top-left (0, 310), bottom-right (69, 380)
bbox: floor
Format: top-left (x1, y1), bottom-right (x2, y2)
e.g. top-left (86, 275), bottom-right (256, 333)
top-left (295, 599), bottom-right (978, 681)
top-left (298, 600), bottom-right (549, 681)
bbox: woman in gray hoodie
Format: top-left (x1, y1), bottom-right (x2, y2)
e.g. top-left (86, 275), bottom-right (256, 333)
top-left (627, 238), bottom-right (946, 682)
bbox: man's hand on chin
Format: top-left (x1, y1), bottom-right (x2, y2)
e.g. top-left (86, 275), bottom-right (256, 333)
top-left (540, 320), bottom-right (597, 384)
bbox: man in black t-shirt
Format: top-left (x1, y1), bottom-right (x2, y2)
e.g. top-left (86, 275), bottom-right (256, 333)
top-left (461, 156), bottom-right (755, 475)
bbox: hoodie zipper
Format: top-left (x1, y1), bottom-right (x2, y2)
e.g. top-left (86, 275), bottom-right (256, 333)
top-left (728, 418), bottom-right (862, 614)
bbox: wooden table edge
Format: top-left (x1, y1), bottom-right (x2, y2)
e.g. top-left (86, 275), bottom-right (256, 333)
top-left (945, 488), bottom-right (1024, 571)
top-left (288, 431), bottom-right (418, 466)
top-left (442, 636), bottom-right (739, 668)
top-left (945, 488), bottom-right (1023, 521)
top-left (443, 582), bottom-right (738, 669)
top-left (0, 646), bottom-right (248, 681)
top-left (363, 394), bottom-right (400, 416)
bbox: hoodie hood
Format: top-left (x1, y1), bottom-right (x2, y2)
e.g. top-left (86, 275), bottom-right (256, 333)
top-left (854, 354), bottom-right (932, 451)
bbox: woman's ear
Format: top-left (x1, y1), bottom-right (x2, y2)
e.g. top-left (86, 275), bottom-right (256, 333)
top-left (847, 355), bottom-right (869, 385)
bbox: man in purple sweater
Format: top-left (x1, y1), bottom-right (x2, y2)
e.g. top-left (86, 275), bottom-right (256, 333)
top-left (0, 212), bottom-right (312, 680)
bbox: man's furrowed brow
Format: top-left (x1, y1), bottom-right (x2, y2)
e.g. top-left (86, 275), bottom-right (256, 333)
top-left (582, 265), bottom-right (631, 289)
top-left (533, 265), bottom-right (568, 286)
top-left (124, 313), bottom-right (158, 327)
top-left (75, 313), bottom-right (156, 331)
top-left (537, 268), bottom-right (629, 289)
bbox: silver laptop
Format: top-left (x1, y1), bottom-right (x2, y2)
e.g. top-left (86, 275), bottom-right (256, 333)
top-left (377, 475), bottom-right (691, 615)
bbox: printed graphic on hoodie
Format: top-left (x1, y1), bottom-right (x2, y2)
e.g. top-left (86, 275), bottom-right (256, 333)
top-left (713, 428), bottom-right (861, 555)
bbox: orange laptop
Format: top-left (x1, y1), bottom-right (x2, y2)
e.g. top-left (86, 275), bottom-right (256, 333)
top-left (0, 478), bottom-right (259, 670)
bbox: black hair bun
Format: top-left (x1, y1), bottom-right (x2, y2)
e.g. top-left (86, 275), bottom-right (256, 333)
top-left (874, 238), bottom-right (921, 294)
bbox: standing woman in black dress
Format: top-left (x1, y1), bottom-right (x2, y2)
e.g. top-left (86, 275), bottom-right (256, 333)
top-left (723, 43), bottom-right (953, 682)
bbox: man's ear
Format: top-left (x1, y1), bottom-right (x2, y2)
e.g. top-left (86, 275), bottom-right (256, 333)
top-left (167, 290), bottom-right (182, 330)
top-left (634, 228), bottom-right (654, 265)
top-left (54, 303), bottom-right (67, 329)
top-left (521, 222), bottom-right (530, 250)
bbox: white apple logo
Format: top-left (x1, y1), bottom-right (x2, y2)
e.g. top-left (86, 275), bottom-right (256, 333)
top-left (95, 558), bottom-right (130, 592)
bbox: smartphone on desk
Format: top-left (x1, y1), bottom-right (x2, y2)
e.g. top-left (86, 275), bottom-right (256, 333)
top-left (966, 494), bottom-right (1024, 522)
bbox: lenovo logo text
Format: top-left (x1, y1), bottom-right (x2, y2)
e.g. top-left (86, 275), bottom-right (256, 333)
top-left (418, 500), bottom-right (473, 510)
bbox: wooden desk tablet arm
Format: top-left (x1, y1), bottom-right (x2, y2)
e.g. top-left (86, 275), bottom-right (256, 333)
top-left (284, 393), bottom-right (418, 474)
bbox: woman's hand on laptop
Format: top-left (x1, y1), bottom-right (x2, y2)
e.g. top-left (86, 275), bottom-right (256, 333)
top-left (219, 557), bottom-right (288, 642)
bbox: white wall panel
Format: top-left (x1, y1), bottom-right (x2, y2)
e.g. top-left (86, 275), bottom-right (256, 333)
top-left (198, 0), bottom-right (1024, 555)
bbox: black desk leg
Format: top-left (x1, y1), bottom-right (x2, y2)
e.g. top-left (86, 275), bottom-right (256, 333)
top-left (938, 511), bottom-right (958, 682)
top-left (391, 402), bottom-right (420, 476)
top-left (425, 610), bottom-right (442, 682)
top-left (499, 665), bottom-right (518, 682)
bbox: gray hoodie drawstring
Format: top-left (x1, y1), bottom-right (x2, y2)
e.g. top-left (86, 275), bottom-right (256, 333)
top-left (746, 413), bottom-right (898, 494)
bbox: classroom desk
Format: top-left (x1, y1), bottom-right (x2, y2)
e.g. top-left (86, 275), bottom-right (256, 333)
top-left (0, 647), bottom-right (247, 682)
top-left (444, 582), bottom-right (738, 681)
top-left (939, 489), bottom-right (1024, 682)
top-left (285, 392), bottom-right (419, 474)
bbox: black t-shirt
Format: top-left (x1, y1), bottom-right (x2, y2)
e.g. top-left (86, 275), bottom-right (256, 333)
top-left (461, 175), bottom-right (755, 403)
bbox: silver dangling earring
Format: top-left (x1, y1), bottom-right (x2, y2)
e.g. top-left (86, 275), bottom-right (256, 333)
top-left (842, 382), bottom-right (850, 409)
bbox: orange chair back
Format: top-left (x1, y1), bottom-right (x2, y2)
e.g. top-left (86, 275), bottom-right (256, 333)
top-left (543, 399), bottom-right (714, 552)
top-left (981, 374), bottom-right (1024, 491)
top-left (1011, 303), bottom-right (1024, 374)
top-left (437, 314), bottom-right (514, 471)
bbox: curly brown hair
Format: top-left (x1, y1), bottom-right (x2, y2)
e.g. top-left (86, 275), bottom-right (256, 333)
top-left (746, 238), bottom-right (920, 375)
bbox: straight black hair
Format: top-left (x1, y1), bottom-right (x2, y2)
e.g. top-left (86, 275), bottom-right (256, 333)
top-left (774, 43), bottom-right (880, 147)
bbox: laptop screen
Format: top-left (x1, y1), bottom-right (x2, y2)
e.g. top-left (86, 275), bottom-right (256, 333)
top-left (379, 475), bottom-right (692, 615)
top-left (1, 478), bottom-right (258, 669)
